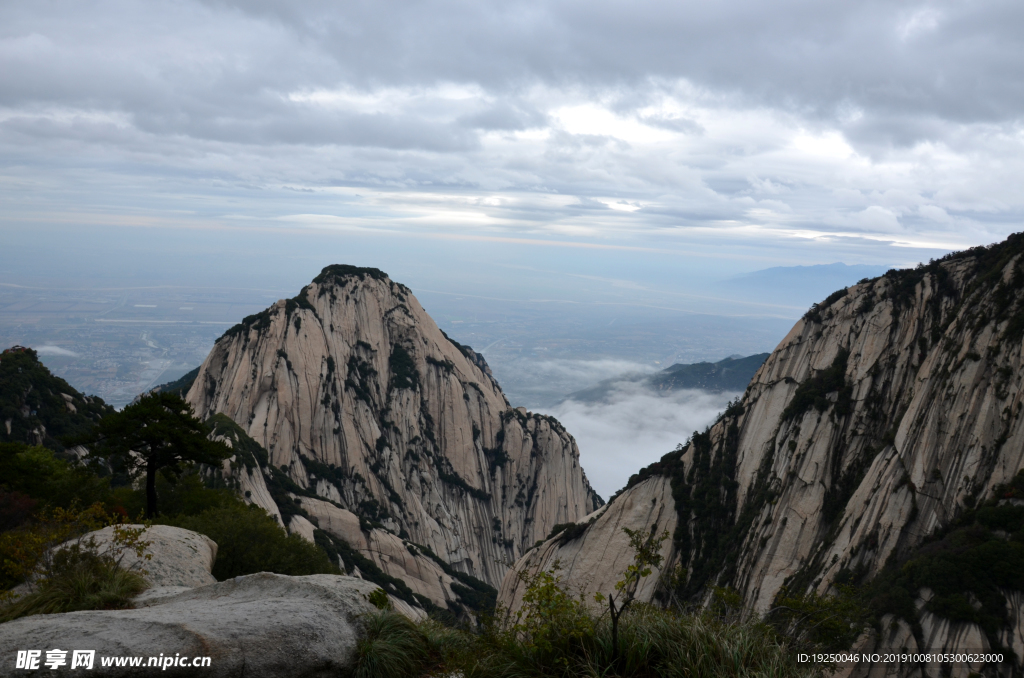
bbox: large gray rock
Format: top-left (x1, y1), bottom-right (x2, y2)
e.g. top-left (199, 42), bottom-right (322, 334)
top-left (83, 525), bottom-right (217, 588)
top-left (6, 525), bottom-right (217, 602)
top-left (0, 573), bottom-right (381, 677)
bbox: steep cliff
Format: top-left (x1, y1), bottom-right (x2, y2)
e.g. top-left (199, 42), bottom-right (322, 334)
top-left (186, 265), bottom-right (602, 588)
top-left (500, 233), bottom-right (1024, 669)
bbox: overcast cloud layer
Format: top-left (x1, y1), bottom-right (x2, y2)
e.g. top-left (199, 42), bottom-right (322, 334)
top-left (2, 0), bottom-right (1023, 259)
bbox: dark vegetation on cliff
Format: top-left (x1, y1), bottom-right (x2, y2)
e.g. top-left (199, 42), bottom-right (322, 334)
top-left (861, 469), bottom-right (1024, 654)
top-left (610, 398), bottom-right (775, 604)
top-left (0, 347), bottom-right (114, 452)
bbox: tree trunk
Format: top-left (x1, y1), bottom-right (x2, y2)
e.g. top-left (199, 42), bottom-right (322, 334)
top-left (146, 463), bottom-right (158, 518)
top-left (609, 597), bottom-right (619, 668)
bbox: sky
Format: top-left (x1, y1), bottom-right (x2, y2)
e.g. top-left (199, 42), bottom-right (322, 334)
top-left (2, 0), bottom-right (1022, 269)
top-left (3, 0), bottom-right (1023, 493)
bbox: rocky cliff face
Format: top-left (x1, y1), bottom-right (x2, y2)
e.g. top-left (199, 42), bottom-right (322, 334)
top-left (500, 234), bottom-right (1024, 672)
top-left (497, 475), bottom-right (677, 614)
top-left (186, 265), bottom-right (601, 588)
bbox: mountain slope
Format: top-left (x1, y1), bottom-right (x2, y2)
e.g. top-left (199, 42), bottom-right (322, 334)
top-left (500, 233), bottom-right (1024, 665)
top-left (186, 265), bottom-right (602, 587)
top-left (0, 346), bottom-right (114, 452)
top-left (648, 353), bottom-right (770, 392)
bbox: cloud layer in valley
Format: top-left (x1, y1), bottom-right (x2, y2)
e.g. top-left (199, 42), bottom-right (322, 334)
top-left (540, 382), bottom-right (738, 499)
top-left (32, 345), bottom-right (80, 358)
top-left (2, 0), bottom-right (1023, 264)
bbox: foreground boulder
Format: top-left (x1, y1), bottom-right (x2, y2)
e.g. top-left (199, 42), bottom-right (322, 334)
top-left (84, 524), bottom-right (218, 589)
top-left (0, 573), bottom-right (381, 677)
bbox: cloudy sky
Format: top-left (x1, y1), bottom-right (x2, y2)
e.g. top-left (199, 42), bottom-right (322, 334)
top-left (3, 0), bottom-right (1022, 274)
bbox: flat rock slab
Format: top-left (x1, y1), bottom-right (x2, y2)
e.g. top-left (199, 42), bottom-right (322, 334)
top-left (0, 573), bottom-right (381, 677)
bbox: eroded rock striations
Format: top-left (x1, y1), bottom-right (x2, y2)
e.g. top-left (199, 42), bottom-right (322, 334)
top-left (501, 233), bottom-right (1024, 672)
top-left (185, 265), bottom-right (601, 595)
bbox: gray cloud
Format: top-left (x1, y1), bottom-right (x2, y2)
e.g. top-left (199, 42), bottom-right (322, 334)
top-left (33, 345), bottom-right (79, 357)
top-left (1, 0), bottom-right (1022, 257)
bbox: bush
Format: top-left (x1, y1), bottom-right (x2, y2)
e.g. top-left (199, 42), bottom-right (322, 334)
top-left (0, 442), bottom-right (114, 513)
top-left (169, 505), bottom-right (338, 580)
top-left (343, 603), bottom-right (819, 678)
top-left (346, 611), bottom-right (429, 678)
top-left (767, 585), bottom-right (869, 653)
top-left (0, 506), bottom-right (151, 622)
top-left (150, 470), bottom-right (243, 518)
top-left (421, 544), bottom-right (820, 678)
top-left (781, 349), bottom-right (852, 422)
top-left (1, 503), bottom-right (112, 592)
top-left (864, 470), bottom-right (1024, 649)
top-left (0, 545), bottom-right (147, 622)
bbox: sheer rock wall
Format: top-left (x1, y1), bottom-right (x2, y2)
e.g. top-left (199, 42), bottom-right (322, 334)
top-left (187, 266), bottom-right (602, 586)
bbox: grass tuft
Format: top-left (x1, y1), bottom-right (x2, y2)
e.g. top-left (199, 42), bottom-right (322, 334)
top-left (348, 611), bottom-right (429, 678)
top-left (345, 605), bottom-right (819, 678)
top-left (0, 545), bottom-right (147, 622)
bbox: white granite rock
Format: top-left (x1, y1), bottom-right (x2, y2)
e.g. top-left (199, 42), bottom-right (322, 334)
top-left (0, 573), bottom-right (382, 678)
top-left (185, 267), bottom-right (603, 586)
top-left (81, 524), bottom-right (217, 589)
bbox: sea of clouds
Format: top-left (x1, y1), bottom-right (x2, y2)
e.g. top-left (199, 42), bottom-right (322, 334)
top-left (536, 377), bottom-right (739, 500)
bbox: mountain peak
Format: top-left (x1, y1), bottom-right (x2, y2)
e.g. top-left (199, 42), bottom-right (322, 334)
top-left (187, 267), bottom-right (602, 589)
top-left (311, 264), bottom-right (392, 286)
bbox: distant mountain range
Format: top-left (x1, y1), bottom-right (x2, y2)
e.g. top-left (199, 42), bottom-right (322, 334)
top-left (566, 353), bottom-right (770, 403)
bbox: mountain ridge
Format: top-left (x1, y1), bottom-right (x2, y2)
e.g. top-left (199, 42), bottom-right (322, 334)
top-left (564, 353), bottom-right (770, 404)
top-left (185, 264), bottom-right (603, 588)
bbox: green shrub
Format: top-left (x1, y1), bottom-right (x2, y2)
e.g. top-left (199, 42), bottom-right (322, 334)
top-left (0, 442), bottom-right (114, 512)
top-left (150, 470), bottom-right (243, 518)
top-left (1, 503), bottom-right (114, 592)
top-left (0, 545), bottom-right (147, 622)
top-left (389, 344), bottom-right (419, 390)
top-left (459, 603), bottom-right (816, 678)
top-left (339, 590), bottom-right (820, 678)
top-left (781, 349), bottom-right (852, 422)
top-left (865, 473), bottom-right (1024, 649)
top-left (767, 585), bottom-right (869, 653)
top-left (367, 587), bottom-right (392, 610)
top-left (168, 505), bottom-right (338, 580)
top-left (347, 610), bottom-right (428, 678)
top-left (0, 510), bottom-right (151, 622)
